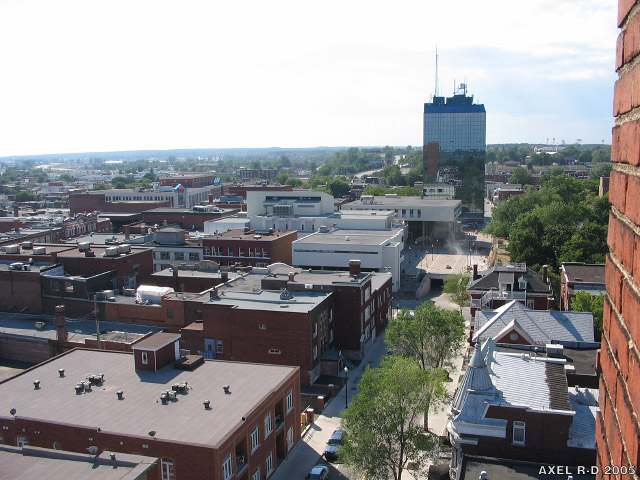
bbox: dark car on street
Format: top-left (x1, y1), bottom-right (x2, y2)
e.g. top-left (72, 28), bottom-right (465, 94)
top-left (323, 429), bottom-right (346, 461)
top-left (305, 464), bottom-right (330, 480)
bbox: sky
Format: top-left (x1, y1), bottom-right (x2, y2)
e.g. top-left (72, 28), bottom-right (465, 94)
top-left (0, 0), bottom-right (619, 157)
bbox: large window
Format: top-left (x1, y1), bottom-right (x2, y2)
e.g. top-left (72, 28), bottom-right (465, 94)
top-left (161, 459), bottom-right (175, 480)
top-left (286, 390), bottom-right (294, 413)
top-left (512, 421), bottom-right (525, 445)
top-left (142, 352), bottom-right (148, 364)
top-left (264, 412), bottom-right (273, 438)
top-left (222, 454), bottom-right (233, 480)
top-left (174, 252), bottom-right (185, 260)
top-left (252, 469), bottom-right (260, 480)
top-left (265, 452), bottom-right (274, 477)
top-left (251, 426), bottom-right (260, 452)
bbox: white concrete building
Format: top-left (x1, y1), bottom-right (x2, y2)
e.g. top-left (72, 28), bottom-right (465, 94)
top-left (341, 194), bottom-right (461, 243)
top-left (291, 227), bottom-right (405, 292)
top-left (246, 190), bottom-right (334, 217)
top-left (102, 184), bottom-right (212, 208)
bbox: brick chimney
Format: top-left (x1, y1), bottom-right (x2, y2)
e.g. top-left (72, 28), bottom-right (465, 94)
top-left (472, 264), bottom-right (478, 281)
top-left (288, 271), bottom-right (295, 282)
top-left (13, 220), bottom-right (20, 233)
top-left (51, 251), bottom-right (58, 264)
top-left (124, 225), bottom-right (130, 239)
top-left (349, 260), bottom-right (361, 276)
top-left (173, 267), bottom-right (180, 292)
top-left (55, 305), bottom-right (68, 342)
top-left (13, 205), bottom-right (19, 218)
top-left (542, 264), bottom-right (548, 284)
top-left (208, 194), bottom-right (214, 203)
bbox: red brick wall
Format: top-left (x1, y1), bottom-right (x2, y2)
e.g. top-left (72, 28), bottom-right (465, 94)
top-left (202, 231), bottom-right (295, 267)
top-left (0, 270), bottom-right (43, 313)
top-left (69, 194), bottom-right (170, 216)
top-left (598, 1), bottom-right (640, 477)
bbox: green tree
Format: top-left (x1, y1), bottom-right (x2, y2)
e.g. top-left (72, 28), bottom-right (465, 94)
top-left (386, 303), bottom-right (466, 371)
top-left (14, 191), bottom-right (36, 202)
top-left (327, 177), bottom-right (351, 197)
top-left (443, 273), bottom-right (471, 313)
top-left (590, 162), bottom-right (613, 179)
top-left (508, 166), bottom-right (532, 185)
top-left (341, 356), bottom-right (440, 480)
top-left (571, 290), bottom-right (604, 341)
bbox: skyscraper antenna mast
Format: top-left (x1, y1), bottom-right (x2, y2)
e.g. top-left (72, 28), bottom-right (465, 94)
top-left (435, 45), bottom-right (439, 97)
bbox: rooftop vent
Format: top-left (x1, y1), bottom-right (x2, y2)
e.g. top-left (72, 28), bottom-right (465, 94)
top-left (280, 289), bottom-right (293, 300)
top-left (203, 399), bottom-right (211, 409)
top-left (33, 380), bottom-right (40, 389)
top-left (116, 390), bottom-right (124, 400)
top-left (58, 369), bottom-right (65, 378)
top-left (223, 384), bottom-right (231, 394)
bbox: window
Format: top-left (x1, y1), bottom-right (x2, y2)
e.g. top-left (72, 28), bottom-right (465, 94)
top-left (174, 252), bottom-right (185, 260)
top-left (160, 252), bottom-right (170, 260)
top-left (313, 345), bottom-right (318, 360)
top-left (216, 340), bottom-right (223, 354)
top-left (265, 452), bottom-right (274, 477)
top-left (239, 248), bottom-right (245, 257)
top-left (205, 247), bottom-right (211, 256)
top-left (142, 352), bottom-right (148, 364)
top-left (222, 454), bottom-right (233, 480)
top-left (268, 349), bottom-right (281, 354)
top-left (17, 437), bottom-right (27, 447)
top-left (251, 426), bottom-right (260, 452)
top-left (264, 412), bottom-right (273, 438)
top-left (228, 247), bottom-right (233, 256)
top-left (259, 323), bottom-right (266, 330)
top-left (313, 322), bottom-right (318, 338)
top-left (161, 459), bottom-right (175, 480)
top-left (513, 421), bottom-right (525, 444)
top-left (287, 390), bottom-right (294, 413)
top-left (249, 247), bottom-right (254, 257)
top-left (287, 426), bottom-right (294, 450)
top-left (189, 253), bottom-right (199, 261)
top-left (167, 308), bottom-right (173, 318)
top-left (252, 468), bottom-right (261, 480)
top-left (262, 248), bottom-right (269, 257)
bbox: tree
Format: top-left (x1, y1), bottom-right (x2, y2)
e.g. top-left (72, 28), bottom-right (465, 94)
top-left (341, 356), bottom-right (440, 480)
top-left (14, 191), bottom-right (36, 202)
top-left (327, 177), bottom-right (351, 197)
top-left (508, 166), bottom-right (532, 185)
top-left (443, 273), bottom-right (471, 313)
top-left (590, 162), bottom-right (613, 179)
top-left (571, 290), bottom-right (604, 341)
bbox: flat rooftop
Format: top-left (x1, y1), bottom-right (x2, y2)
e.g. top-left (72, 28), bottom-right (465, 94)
top-left (209, 289), bottom-right (331, 313)
top-left (0, 445), bottom-right (157, 480)
top-left (294, 228), bottom-right (403, 246)
top-left (349, 197), bottom-right (461, 207)
top-left (0, 312), bottom-right (162, 343)
top-left (0, 349), bottom-right (298, 447)
top-left (143, 207), bottom-right (238, 215)
top-left (207, 229), bottom-right (295, 241)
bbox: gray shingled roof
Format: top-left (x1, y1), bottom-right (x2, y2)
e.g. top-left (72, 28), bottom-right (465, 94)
top-left (474, 300), bottom-right (594, 344)
top-left (468, 265), bottom-right (550, 294)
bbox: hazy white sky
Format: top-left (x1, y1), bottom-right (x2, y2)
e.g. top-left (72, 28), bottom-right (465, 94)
top-left (0, 0), bottom-right (618, 157)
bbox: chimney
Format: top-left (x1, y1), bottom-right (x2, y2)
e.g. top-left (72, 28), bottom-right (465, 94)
top-left (288, 271), bottom-right (295, 282)
top-left (173, 267), bottom-right (180, 292)
top-left (349, 260), bottom-right (361, 276)
top-left (221, 271), bottom-right (229, 282)
top-left (542, 264), bottom-right (548, 284)
top-left (13, 205), bottom-right (19, 218)
top-left (244, 227), bottom-right (250, 234)
top-left (124, 225), bottom-right (130, 239)
top-left (208, 194), bottom-right (214, 203)
top-left (55, 305), bottom-right (68, 342)
top-left (13, 219), bottom-right (20, 233)
top-left (51, 251), bottom-right (58, 264)
top-left (472, 264), bottom-right (478, 281)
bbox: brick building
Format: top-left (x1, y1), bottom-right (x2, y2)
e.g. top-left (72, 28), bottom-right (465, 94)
top-left (237, 168), bottom-right (278, 182)
top-left (448, 341), bottom-right (598, 479)
top-left (142, 207), bottom-right (240, 231)
top-left (560, 262), bottom-right (606, 311)
top-left (0, 340), bottom-right (301, 480)
top-left (202, 229), bottom-right (296, 267)
top-left (159, 173), bottom-right (216, 188)
top-left (69, 192), bottom-right (170, 216)
top-left (598, 0), bottom-right (640, 475)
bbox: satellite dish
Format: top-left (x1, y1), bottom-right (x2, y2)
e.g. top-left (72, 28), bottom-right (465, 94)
top-left (9, 408), bottom-right (16, 416)
top-left (87, 446), bottom-right (99, 455)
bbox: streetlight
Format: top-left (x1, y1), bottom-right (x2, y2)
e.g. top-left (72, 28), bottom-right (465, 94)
top-left (344, 366), bottom-right (349, 409)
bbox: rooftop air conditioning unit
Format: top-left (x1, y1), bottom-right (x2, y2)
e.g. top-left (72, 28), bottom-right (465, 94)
top-left (78, 242), bottom-right (91, 252)
top-left (21, 242), bottom-right (33, 250)
top-left (9, 262), bottom-right (23, 270)
top-left (5, 245), bottom-right (19, 254)
top-left (546, 344), bottom-right (564, 358)
top-left (34, 321), bottom-right (45, 329)
top-left (118, 244), bottom-right (131, 254)
top-left (33, 247), bottom-right (46, 255)
top-left (104, 247), bottom-right (119, 257)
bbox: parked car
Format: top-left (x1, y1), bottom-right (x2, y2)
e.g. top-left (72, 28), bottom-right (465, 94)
top-left (305, 465), bottom-right (330, 480)
top-left (323, 429), bottom-right (346, 461)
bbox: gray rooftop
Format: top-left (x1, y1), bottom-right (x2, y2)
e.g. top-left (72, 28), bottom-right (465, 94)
top-left (293, 228), bottom-right (403, 246)
top-left (568, 387), bottom-right (599, 449)
top-left (0, 349), bottom-right (298, 447)
top-left (349, 196), bottom-right (460, 206)
top-left (474, 300), bottom-right (594, 344)
top-left (0, 312), bottom-right (162, 343)
top-left (208, 289), bottom-right (332, 313)
top-left (0, 445), bottom-right (156, 480)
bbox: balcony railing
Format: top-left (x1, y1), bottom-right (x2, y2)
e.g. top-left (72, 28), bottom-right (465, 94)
top-left (472, 290), bottom-right (526, 309)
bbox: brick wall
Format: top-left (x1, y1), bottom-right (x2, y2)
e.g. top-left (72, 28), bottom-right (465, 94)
top-left (597, 1), bottom-right (640, 477)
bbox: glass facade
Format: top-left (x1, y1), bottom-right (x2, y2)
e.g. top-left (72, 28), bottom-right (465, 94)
top-left (423, 88), bottom-right (486, 218)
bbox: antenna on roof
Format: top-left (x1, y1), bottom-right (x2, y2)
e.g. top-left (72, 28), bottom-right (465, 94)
top-left (434, 45), bottom-right (439, 97)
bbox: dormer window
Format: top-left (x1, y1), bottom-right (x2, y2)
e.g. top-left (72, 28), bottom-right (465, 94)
top-left (518, 278), bottom-right (527, 290)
